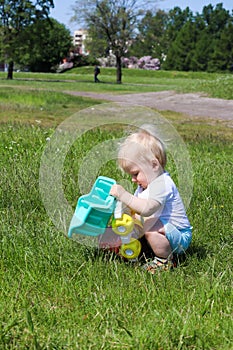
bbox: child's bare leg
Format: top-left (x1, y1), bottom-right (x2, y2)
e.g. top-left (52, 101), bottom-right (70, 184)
top-left (145, 231), bottom-right (172, 258)
top-left (144, 219), bottom-right (172, 259)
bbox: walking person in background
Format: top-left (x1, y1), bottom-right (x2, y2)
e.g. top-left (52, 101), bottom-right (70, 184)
top-left (94, 65), bottom-right (100, 82)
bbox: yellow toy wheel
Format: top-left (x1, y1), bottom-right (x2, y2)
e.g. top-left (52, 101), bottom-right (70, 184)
top-left (119, 238), bottom-right (141, 259)
top-left (112, 214), bottom-right (134, 236)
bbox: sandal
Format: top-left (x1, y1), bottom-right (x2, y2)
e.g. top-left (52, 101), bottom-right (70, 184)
top-left (143, 256), bottom-right (174, 274)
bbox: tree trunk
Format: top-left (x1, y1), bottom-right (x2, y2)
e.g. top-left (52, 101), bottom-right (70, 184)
top-left (116, 55), bottom-right (122, 84)
top-left (7, 61), bottom-right (14, 79)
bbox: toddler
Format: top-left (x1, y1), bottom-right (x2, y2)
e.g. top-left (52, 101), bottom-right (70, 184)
top-left (110, 126), bottom-right (192, 272)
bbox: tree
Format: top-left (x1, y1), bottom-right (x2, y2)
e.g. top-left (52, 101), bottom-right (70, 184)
top-left (15, 18), bottom-right (72, 72)
top-left (72, 0), bottom-right (156, 83)
top-left (0, 0), bottom-right (54, 79)
top-left (188, 13), bottom-right (208, 71)
top-left (201, 3), bottom-right (231, 72)
top-left (165, 6), bottom-right (193, 43)
top-left (84, 23), bottom-right (109, 59)
top-left (164, 20), bottom-right (197, 71)
top-left (163, 7), bottom-right (195, 71)
top-left (191, 30), bottom-right (212, 71)
top-left (128, 10), bottom-right (169, 61)
top-left (202, 3), bottom-right (230, 36)
top-left (208, 19), bottom-right (233, 72)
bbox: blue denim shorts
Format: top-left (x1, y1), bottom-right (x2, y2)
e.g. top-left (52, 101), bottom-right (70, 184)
top-left (161, 219), bottom-right (192, 254)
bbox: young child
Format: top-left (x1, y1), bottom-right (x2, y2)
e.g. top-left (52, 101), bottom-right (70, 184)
top-left (110, 126), bottom-right (192, 272)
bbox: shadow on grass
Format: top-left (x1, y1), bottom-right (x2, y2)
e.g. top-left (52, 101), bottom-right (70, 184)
top-left (174, 243), bottom-right (208, 267)
top-left (79, 237), bottom-right (208, 269)
top-left (186, 243), bottom-right (207, 259)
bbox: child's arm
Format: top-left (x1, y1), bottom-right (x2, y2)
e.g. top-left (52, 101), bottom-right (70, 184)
top-left (110, 184), bottom-right (160, 217)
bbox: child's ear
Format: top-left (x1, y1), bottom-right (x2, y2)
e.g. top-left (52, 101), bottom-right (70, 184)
top-left (152, 158), bottom-right (160, 171)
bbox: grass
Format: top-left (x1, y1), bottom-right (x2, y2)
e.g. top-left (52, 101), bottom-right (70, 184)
top-left (0, 67), bottom-right (233, 99)
top-left (0, 70), bottom-right (233, 349)
top-left (0, 86), bottom-right (102, 126)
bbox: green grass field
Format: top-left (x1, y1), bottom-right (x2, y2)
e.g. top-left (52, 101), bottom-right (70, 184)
top-left (0, 69), bottom-right (232, 349)
top-left (1, 67), bottom-right (233, 99)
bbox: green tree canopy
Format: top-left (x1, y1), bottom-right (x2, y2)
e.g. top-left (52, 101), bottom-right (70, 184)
top-left (72, 0), bottom-right (157, 83)
top-left (128, 10), bottom-right (169, 61)
top-left (164, 19), bottom-right (197, 71)
top-left (0, 0), bottom-right (54, 78)
top-left (159, 3), bottom-right (233, 72)
top-left (208, 18), bottom-right (233, 71)
top-left (15, 18), bottom-right (72, 72)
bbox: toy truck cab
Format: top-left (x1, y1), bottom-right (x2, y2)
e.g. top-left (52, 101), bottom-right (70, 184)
top-left (68, 176), bottom-right (116, 237)
top-left (68, 176), bottom-right (142, 259)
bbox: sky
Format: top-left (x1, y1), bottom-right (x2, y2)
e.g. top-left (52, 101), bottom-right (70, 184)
top-left (50, 0), bottom-right (233, 33)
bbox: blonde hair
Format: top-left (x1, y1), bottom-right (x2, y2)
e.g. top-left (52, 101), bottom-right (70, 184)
top-left (118, 127), bottom-right (167, 171)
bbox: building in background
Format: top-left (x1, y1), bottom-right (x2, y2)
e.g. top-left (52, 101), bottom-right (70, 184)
top-left (73, 29), bottom-right (88, 55)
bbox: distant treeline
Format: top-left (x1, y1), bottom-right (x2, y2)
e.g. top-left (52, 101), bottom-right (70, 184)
top-left (128, 3), bottom-right (233, 72)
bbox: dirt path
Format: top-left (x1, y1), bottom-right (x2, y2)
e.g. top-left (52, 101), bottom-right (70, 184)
top-left (64, 90), bottom-right (233, 126)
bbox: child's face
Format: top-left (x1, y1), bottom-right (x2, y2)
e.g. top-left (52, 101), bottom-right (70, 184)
top-left (125, 161), bottom-right (158, 189)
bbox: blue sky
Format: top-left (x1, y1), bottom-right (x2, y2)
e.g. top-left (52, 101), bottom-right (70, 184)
top-left (50, 0), bottom-right (233, 32)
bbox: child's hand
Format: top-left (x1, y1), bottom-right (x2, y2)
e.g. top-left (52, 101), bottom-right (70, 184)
top-left (110, 184), bottom-right (126, 199)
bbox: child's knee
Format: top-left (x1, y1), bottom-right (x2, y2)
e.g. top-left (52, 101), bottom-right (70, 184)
top-left (144, 230), bottom-right (156, 240)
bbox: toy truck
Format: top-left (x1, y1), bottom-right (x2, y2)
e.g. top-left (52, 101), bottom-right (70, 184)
top-left (68, 176), bottom-right (142, 259)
